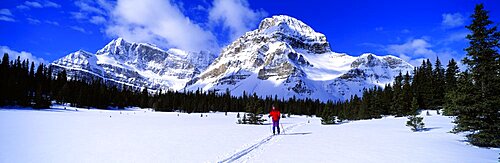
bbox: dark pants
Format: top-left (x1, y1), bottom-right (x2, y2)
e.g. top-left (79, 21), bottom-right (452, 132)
top-left (273, 120), bottom-right (280, 134)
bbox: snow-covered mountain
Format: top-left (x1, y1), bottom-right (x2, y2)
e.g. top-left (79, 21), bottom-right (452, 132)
top-left (50, 38), bottom-right (216, 91)
top-left (186, 15), bottom-right (413, 101)
top-left (51, 15), bottom-right (412, 101)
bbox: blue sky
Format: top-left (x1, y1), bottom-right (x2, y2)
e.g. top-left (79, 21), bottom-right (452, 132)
top-left (1, 0), bottom-right (499, 66)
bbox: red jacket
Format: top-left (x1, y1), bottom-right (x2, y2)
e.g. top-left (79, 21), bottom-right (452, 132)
top-left (270, 109), bottom-right (280, 121)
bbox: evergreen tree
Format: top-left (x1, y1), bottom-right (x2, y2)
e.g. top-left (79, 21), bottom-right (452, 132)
top-left (1, 53), bottom-right (8, 67)
top-left (413, 61), bottom-right (426, 108)
top-left (29, 62), bottom-right (35, 102)
top-left (140, 87), bottom-right (149, 108)
top-left (423, 59), bottom-right (434, 109)
top-left (391, 71), bottom-right (404, 116)
top-left (380, 84), bottom-right (393, 115)
top-left (445, 59), bottom-right (459, 92)
top-left (321, 105), bottom-right (336, 125)
top-left (243, 93), bottom-right (265, 125)
top-left (453, 4), bottom-right (500, 147)
top-left (432, 57), bottom-right (445, 109)
top-left (443, 59), bottom-right (460, 115)
top-left (402, 71), bottom-right (413, 115)
top-left (54, 69), bottom-right (67, 104)
top-left (238, 113), bottom-right (248, 124)
top-left (0, 53), bottom-right (9, 106)
top-left (33, 64), bottom-right (50, 108)
top-left (406, 97), bottom-right (425, 132)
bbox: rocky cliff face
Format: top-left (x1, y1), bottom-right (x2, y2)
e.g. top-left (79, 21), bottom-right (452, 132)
top-left (186, 15), bottom-right (413, 101)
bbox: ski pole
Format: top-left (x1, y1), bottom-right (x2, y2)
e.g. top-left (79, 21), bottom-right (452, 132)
top-left (269, 118), bottom-right (272, 134)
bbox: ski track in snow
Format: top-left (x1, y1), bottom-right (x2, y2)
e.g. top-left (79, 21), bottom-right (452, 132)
top-left (218, 122), bottom-right (306, 163)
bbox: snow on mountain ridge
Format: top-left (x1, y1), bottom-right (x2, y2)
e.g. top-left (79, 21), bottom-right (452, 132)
top-left (326, 53), bottom-right (413, 98)
top-left (51, 15), bottom-right (413, 102)
top-left (187, 15), bottom-right (413, 101)
top-left (51, 37), bottom-right (216, 91)
top-left (258, 15), bottom-right (327, 44)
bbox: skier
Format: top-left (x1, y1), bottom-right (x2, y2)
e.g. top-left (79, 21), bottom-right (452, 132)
top-left (269, 105), bottom-right (281, 135)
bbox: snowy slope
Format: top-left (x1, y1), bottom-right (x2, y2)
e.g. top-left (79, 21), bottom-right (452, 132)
top-left (187, 15), bottom-right (413, 101)
top-left (325, 53), bottom-right (413, 98)
top-left (0, 108), bottom-right (497, 162)
top-left (250, 111), bottom-right (499, 163)
top-left (51, 38), bottom-right (216, 91)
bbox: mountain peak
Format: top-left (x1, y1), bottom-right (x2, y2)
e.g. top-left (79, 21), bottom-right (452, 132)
top-left (115, 37), bottom-right (125, 42)
top-left (110, 37), bottom-right (127, 46)
top-left (258, 15), bottom-right (309, 30)
top-left (76, 49), bottom-right (92, 54)
top-left (238, 15), bottom-right (330, 54)
top-left (257, 15), bottom-right (324, 40)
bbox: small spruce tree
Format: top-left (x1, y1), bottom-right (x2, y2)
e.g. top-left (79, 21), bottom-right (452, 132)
top-left (406, 97), bottom-right (425, 131)
top-left (240, 114), bottom-right (248, 124)
top-left (406, 115), bottom-right (425, 132)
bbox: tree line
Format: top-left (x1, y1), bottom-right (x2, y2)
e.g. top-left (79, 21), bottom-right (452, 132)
top-left (0, 54), bottom-right (151, 109)
top-left (0, 54), bottom-right (324, 115)
top-left (317, 57), bottom-right (458, 121)
top-left (317, 52), bottom-right (458, 123)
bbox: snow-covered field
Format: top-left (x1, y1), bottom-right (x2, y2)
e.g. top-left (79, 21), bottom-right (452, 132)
top-left (0, 107), bottom-right (498, 163)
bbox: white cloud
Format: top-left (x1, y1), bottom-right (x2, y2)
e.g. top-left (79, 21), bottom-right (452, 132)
top-left (0, 9), bottom-right (15, 22)
top-left (95, 0), bottom-right (114, 11)
top-left (70, 11), bottom-right (87, 20)
top-left (105, 0), bottom-right (218, 51)
top-left (27, 17), bottom-right (41, 24)
top-left (388, 39), bottom-right (436, 56)
top-left (22, 1), bottom-right (61, 9)
top-left (375, 27), bottom-right (383, 31)
top-left (71, 0), bottom-right (112, 25)
top-left (16, 5), bottom-right (30, 10)
top-left (69, 0), bottom-right (265, 52)
top-left (386, 38), bottom-right (461, 67)
top-left (194, 4), bottom-right (207, 11)
top-left (45, 20), bottom-right (59, 26)
top-left (0, 16), bottom-right (15, 22)
top-left (442, 13), bottom-right (464, 29)
top-left (387, 38), bottom-right (437, 66)
top-left (208, 0), bottom-right (267, 41)
top-left (70, 26), bottom-right (90, 34)
top-left (0, 46), bottom-right (48, 65)
top-left (442, 31), bottom-right (468, 44)
top-left (89, 15), bottom-right (106, 24)
top-left (44, 1), bottom-right (61, 8)
top-left (75, 0), bottom-right (106, 15)
top-left (24, 1), bottom-right (43, 8)
top-left (0, 9), bottom-right (13, 16)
